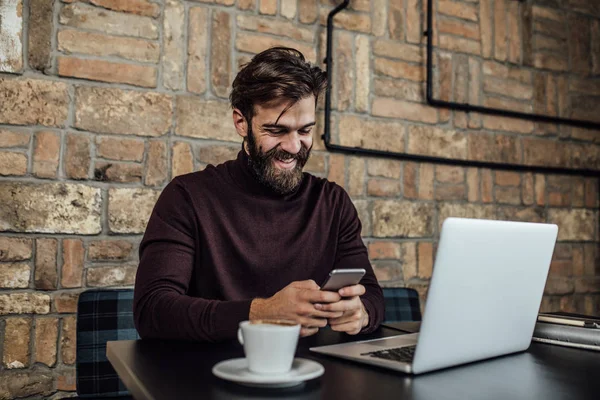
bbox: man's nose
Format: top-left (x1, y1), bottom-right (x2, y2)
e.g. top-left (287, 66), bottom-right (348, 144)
top-left (280, 132), bottom-right (301, 154)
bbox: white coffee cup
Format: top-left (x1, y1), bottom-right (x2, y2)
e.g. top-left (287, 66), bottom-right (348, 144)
top-left (237, 319), bottom-right (301, 375)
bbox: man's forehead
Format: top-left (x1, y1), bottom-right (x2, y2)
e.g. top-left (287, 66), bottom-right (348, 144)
top-left (254, 96), bottom-right (316, 124)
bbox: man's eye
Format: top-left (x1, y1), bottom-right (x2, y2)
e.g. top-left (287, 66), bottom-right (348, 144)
top-left (299, 129), bottom-right (312, 135)
top-left (267, 129), bottom-right (286, 135)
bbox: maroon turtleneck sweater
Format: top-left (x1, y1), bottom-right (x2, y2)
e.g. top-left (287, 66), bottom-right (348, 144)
top-left (133, 150), bottom-right (384, 342)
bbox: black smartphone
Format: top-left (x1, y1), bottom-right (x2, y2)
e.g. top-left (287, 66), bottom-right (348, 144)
top-left (320, 268), bottom-right (366, 291)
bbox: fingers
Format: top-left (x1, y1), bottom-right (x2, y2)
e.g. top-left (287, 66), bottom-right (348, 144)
top-left (291, 280), bottom-right (320, 290)
top-left (330, 320), bottom-right (362, 335)
top-left (328, 310), bottom-right (362, 325)
top-left (300, 327), bottom-right (319, 337)
top-left (304, 289), bottom-right (341, 304)
top-left (298, 316), bottom-right (328, 328)
top-left (338, 284), bottom-right (365, 298)
top-left (315, 297), bottom-right (360, 313)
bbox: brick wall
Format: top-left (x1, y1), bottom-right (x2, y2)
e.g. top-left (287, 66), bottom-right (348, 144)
top-left (0, 0), bottom-right (599, 397)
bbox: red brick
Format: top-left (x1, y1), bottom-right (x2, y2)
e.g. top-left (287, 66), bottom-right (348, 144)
top-left (418, 164), bottom-right (434, 200)
top-left (188, 7), bottom-right (209, 94)
top-left (418, 242), bottom-right (433, 279)
top-left (54, 291), bottom-right (80, 314)
top-left (35, 238), bottom-right (58, 290)
top-left (238, 0), bottom-right (255, 10)
top-left (439, 35), bottom-right (481, 55)
top-left (259, 0), bottom-right (277, 15)
top-left (373, 98), bottom-right (437, 123)
top-left (197, 145), bottom-right (238, 166)
top-left (95, 161), bottom-right (143, 183)
top-left (406, 0), bottom-right (420, 43)
top-left (61, 316), bottom-right (77, 365)
top-left (389, 0), bottom-right (404, 40)
top-left (3, 318), bottom-right (32, 369)
top-left (495, 186), bottom-right (521, 205)
top-left (299, 0), bottom-right (317, 23)
top-left (172, 142), bottom-right (194, 178)
top-left (544, 278), bottom-right (574, 295)
top-left (88, 240), bottom-right (133, 261)
top-left (534, 53), bottom-right (568, 72)
top-left (57, 368), bottom-right (77, 391)
top-left (368, 179), bottom-right (401, 197)
top-left (64, 133), bottom-right (90, 180)
top-left (548, 192), bottom-right (570, 207)
top-left (335, 32), bottom-right (353, 111)
top-left (74, 0), bottom-right (160, 17)
top-left (235, 33), bottom-right (317, 63)
top-left (507, 1), bottom-right (520, 63)
top-left (0, 152), bottom-right (27, 176)
top-left (535, 174), bottom-right (546, 206)
top-left (467, 168), bottom-right (479, 202)
top-left (327, 154), bottom-right (345, 188)
top-left (29, 0), bottom-right (53, 72)
top-left (400, 242), bottom-right (417, 280)
top-left (368, 241), bottom-right (401, 260)
top-left (435, 184), bottom-right (466, 201)
top-left (373, 40), bottom-right (422, 63)
top-left (438, 18), bottom-right (479, 40)
top-left (522, 173), bottom-right (534, 205)
top-left (374, 58), bottom-right (423, 81)
top-left (480, 0), bottom-right (492, 58)
top-left (348, 157), bottom-right (365, 197)
top-left (58, 57), bottom-right (157, 88)
top-left (569, 15), bottom-right (591, 76)
top-left (481, 169), bottom-right (493, 203)
top-left (145, 140), bottom-right (168, 186)
top-left (435, 165), bottom-right (464, 184)
top-left (438, 0), bottom-right (477, 21)
top-left (211, 11), bottom-right (232, 98)
top-left (35, 317), bottom-right (58, 367)
top-left (593, 21), bottom-right (600, 75)
top-left (96, 136), bottom-right (145, 162)
top-left (318, 8), bottom-right (371, 33)
top-left (62, 239), bottom-right (84, 288)
top-left (0, 130), bottom-right (30, 148)
top-left (86, 265), bottom-right (137, 287)
top-left (408, 126), bottom-right (466, 159)
top-left (495, 171), bottom-right (520, 187)
top-left (32, 131), bottom-right (60, 179)
top-left (404, 162), bottom-right (418, 199)
top-left (0, 237), bottom-right (32, 262)
top-left (368, 159), bottom-right (402, 179)
top-left (58, 29), bottom-right (160, 63)
top-left (237, 15), bottom-right (314, 43)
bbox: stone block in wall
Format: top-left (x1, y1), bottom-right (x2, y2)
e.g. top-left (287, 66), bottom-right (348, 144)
top-left (108, 188), bottom-right (161, 233)
top-left (0, 0), bottom-right (23, 73)
top-left (197, 144), bottom-right (239, 166)
top-left (407, 125), bottom-right (466, 159)
top-left (58, 29), bottom-right (160, 63)
top-left (0, 263), bottom-right (29, 288)
top-left (63, 0), bottom-right (161, 17)
top-left (368, 241), bottom-right (402, 260)
top-left (0, 293), bottom-right (50, 315)
top-left (60, 3), bottom-right (158, 39)
top-left (176, 97), bottom-right (238, 142)
top-left (64, 132), bottom-right (91, 180)
top-left (86, 264), bottom-right (137, 287)
top-left (339, 115), bottom-right (405, 153)
top-left (88, 240), bottom-right (134, 261)
top-left (61, 316), bottom-right (76, 365)
top-left (0, 182), bottom-right (102, 234)
top-left (2, 317), bottom-right (32, 369)
top-left (75, 86), bottom-right (173, 136)
top-left (0, 151), bottom-right (27, 176)
top-left (438, 203), bottom-right (496, 231)
top-left (28, 0), bottom-right (53, 72)
top-left (58, 57), bottom-right (158, 88)
top-left (372, 200), bottom-right (435, 238)
top-left (34, 317), bottom-right (58, 367)
top-left (367, 179), bottom-right (401, 198)
top-left (96, 136), bottom-right (145, 162)
top-left (94, 161), bottom-right (143, 183)
top-left (235, 32), bottom-right (317, 63)
top-left (237, 14), bottom-right (314, 43)
top-left (145, 140), bottom-right (168, 186)
top-left (62, 239), bottom-right (84, 288)
top-left (53, 291), bottom-right (80, 314)
top-left (259, 0), bottom-right (276, 15)
top-left (548, 209), bottom-right (596, 242)
top-left (0, 78), bottom-right (69, 127)
top-left (172, 141), bottom-right (194, 178)
top-left (0, 367), bottom-right (53, 398)
top-left (0, 129), bottom-right (30, 148)
top-left (0, 237), bottom-right (32, 261)
top-left (163, 0), bottom-right (185, 90)
top-left (34, 238), bottom-right (58, 290)
top-left (211, 11), bottom-right (232, 98)
top-left (188, 7), bottom-right (209, 94)
top-left (32, 131), bottom-right (61, 179)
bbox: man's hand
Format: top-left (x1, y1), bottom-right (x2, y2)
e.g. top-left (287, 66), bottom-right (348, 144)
top-left (315, 284), bottom-right (369, 335)
top-left (250, 280), bottom-right (343, 337)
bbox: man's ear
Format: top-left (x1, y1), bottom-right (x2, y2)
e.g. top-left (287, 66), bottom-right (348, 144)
top-left (232, 109), bottom-right (248, 139)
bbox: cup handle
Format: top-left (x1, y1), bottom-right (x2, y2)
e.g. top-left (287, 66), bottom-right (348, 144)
top-left (237, 328), bottom-right (244, 345)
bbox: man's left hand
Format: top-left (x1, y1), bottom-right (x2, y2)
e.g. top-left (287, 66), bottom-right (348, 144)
top-left (314, 284), bottom-right (369, 335)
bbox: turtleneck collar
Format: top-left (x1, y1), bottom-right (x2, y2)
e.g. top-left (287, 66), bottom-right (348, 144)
top-left (227, 149), bottom-right (306, 200)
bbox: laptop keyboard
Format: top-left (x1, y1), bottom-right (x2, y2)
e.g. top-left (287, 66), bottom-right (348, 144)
top-left (361, 345), bottom-right (416, 363)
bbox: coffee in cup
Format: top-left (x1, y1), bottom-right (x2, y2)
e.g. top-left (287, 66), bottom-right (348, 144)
top-left (238, 319), bottom-right (300, 375)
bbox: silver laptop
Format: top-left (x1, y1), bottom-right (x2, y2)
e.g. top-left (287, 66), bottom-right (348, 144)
top-left (310, 217), bottom-right (558, 375)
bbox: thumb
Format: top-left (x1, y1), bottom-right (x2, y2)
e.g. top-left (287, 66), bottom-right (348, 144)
top-left (291, 279), bottom-right (320, 290)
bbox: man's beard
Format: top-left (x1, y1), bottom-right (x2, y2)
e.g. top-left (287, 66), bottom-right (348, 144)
top-left (246, 126), bottom-right (311, 195)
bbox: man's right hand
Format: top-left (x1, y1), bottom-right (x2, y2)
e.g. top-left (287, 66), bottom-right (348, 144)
top-left (249, 280), bottom-right (343, 337)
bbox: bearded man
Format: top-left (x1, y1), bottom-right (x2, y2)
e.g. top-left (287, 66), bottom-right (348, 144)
top-left (133, 47), bottom-right (384, 342)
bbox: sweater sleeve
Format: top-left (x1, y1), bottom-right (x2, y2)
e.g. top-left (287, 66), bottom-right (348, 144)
top-left (333, 188), bottom-right (385, 333)
top-left (133, 178), bottom-right (252, 342)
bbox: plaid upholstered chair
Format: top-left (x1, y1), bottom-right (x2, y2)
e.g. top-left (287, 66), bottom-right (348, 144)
top-left (76, 289), bottom-right (139, 398)
top-left (382, 287), bottom-right (422, 323)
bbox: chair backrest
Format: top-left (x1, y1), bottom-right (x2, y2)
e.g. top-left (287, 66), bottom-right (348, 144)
top-left (76, 288), bottom-right (139, 398)
top-left (382, 287), bottom-right (422, 322)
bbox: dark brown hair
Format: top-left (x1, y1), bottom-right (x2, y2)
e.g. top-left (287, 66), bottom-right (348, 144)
top-left (230, 47), bottom-right (328, 123)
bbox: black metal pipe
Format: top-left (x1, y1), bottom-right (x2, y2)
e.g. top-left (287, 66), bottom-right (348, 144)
top-left (322, 0), bottom-right (600, 177)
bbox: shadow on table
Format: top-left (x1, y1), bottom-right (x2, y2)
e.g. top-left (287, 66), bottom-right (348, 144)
top-left (211, 380), bottom-right (322, 400)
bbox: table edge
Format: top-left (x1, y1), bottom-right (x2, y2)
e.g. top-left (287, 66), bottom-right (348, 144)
top-left (107, 340), bottom-right (157, 400)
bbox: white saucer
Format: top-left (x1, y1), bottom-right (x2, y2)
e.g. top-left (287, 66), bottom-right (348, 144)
top-left (212, 358), bottom-right (324, 388)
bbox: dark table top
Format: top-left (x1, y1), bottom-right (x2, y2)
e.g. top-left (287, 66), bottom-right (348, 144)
top-left (107, 322), bottom-right (600, 400)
